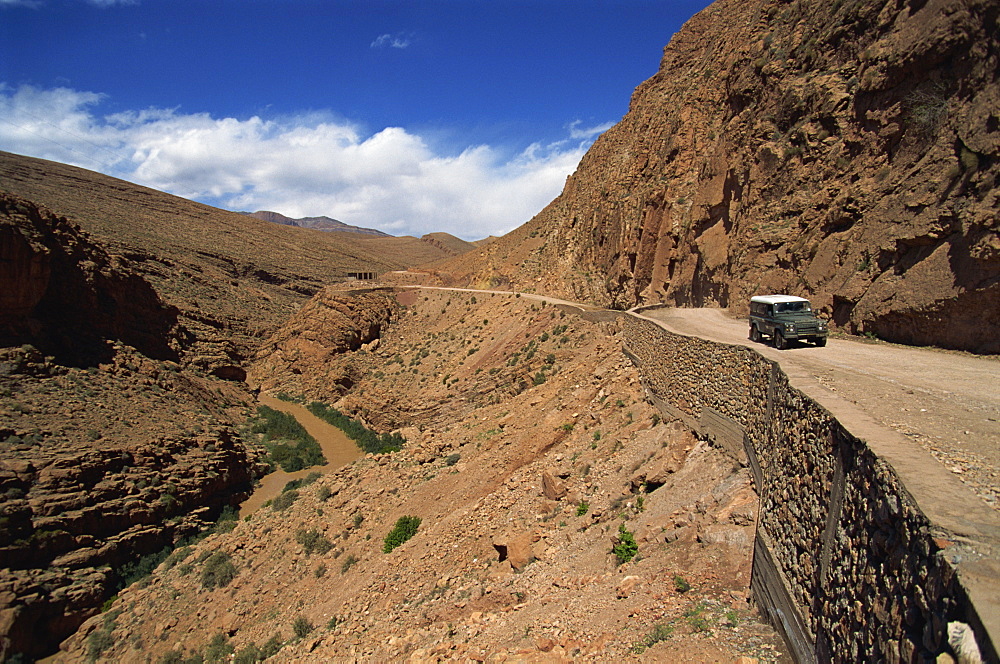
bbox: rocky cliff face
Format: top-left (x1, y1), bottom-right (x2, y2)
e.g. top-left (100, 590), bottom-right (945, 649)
top-left (247, 288), bottom-right (397, 400)
top-left (452, 0), bottom-right (999, 352)
top-left (0, 194), bottom-right (180, 366)
top-left (0, 343), bottom-right (259, 660)
top-left (0, 195), bottom-right (263, 659)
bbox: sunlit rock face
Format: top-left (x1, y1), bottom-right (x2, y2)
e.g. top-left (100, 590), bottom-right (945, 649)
top-left (454, 0), bottom-right (999, 352)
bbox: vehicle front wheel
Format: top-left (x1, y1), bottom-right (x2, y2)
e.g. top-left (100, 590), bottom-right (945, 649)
top-left (774, 332), bottom-right (788, 350)
top-left (816, 337), bottom-right (827, 347)
top-left (750, 326), bottom-right (761, 343)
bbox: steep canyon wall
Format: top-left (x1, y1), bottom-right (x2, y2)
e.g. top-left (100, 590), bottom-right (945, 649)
top-left (457, 0), bottom-right (999, 352)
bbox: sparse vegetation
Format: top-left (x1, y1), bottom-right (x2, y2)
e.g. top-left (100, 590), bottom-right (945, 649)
top-left (200, 551), bottom-right (237, 589)
top-left (85, 609), bottom-right (120, 661)
top-left (252, 405), bottom-right (326, 472)
top-left (271, 489), bottom-right (299, 511)
top-left (204, 632), bottom-right (234, 663)
top-left (383, 515), bottom-right (421, 553)
top-left (905, 82), bottom-right (949, 137)
top-left (631, 623), bottom-right (674, 654)
top-left (296, 528), bottom-right (333, 555)
top-left (340, 553), bottom-right (359, 573)
top-left (307, 401), bottom-right (404, 454)
top-left (292, 616), bottom-right (314, 639)
top-left (684, 602), bottom-right (713, 633)
top-left (613, 523), bottom-right (638, 565)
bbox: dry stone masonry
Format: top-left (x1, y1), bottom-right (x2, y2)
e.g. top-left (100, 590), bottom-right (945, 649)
top-left (621, 310), bottom-right (998, 663)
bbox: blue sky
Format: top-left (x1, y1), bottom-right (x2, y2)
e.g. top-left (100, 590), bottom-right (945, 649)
top-left (1, 0), bottom-right (711, 239)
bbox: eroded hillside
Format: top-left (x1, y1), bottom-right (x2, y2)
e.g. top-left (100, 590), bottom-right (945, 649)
top-left (0, 161), bottom-right (469, 661)
top-left (57, 289), bottom-right (786, 663)
top-left (0, 151), bottom-right (457, 374)
top-left (441, 0), bottom-right (999, 352)
top-left (0, 194), bottom-right (264, 659)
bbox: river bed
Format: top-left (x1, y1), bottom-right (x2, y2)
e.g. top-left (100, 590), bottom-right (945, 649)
top-left (238, 394), bottom-right (363, 517)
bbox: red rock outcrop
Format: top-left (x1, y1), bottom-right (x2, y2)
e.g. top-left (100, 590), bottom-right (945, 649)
top-left (0, 344), bottom-right (259, 661)
top-left (247, 288), bottom-right (397, 400)
top-left (0, 194), bottom-right (180, 366)
top-left (0, 196), bottom-right (266, 659)
top-left (448, 0), bottom-right (999, 352)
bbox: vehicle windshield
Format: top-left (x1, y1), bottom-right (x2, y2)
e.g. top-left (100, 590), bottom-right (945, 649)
top-left (776, 302), bottom-right (810, 313)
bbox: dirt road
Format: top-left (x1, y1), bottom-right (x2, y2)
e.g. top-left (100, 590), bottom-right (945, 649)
top-left (641, 307), bottom-right (1000, 510)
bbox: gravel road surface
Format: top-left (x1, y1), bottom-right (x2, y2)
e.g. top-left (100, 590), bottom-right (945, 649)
top-left (642, 307), bottom-right (1000, 510)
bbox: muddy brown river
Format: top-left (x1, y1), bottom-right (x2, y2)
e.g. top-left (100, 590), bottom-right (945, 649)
top-left (238, 394), bottom-right (363, 517)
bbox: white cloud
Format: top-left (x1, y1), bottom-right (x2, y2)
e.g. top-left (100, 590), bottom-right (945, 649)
top-left (0, 83), bottom-right (606, 240)
top-left (567, 119), bottom-right (614, 140)
top-left (0, 0), bottom-right (44, 8)
top-left (370, 33), bottom-right (411, 49)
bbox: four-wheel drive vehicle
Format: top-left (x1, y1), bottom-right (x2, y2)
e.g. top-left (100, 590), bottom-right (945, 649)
top-left (749, 294), bottom-right (828, 349)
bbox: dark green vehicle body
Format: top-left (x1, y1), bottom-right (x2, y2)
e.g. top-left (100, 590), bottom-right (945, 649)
top-left (748, 295), bottom-right (828, 349)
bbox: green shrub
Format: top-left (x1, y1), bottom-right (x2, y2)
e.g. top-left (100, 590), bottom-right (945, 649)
top-left (200, 552), bottom-right (237, 589)
top-left (444, 453), bottom-right (461, 467)
top-left (271, 490), bottom-right (299, 511)
top-left (204, 633), bottom-right (233, 663)
top-left (116, 545), bottom-right (172, 589)
top-left (383, 515), bottom-right (421, 553)
top-left (674, 575), bottom-right (691, 593)
top-left (86, 628), bottom-right (115, 661)
top-left (340, 554), bottom-right (359, 573)
top-left (684, 603), bottom-right (713, 633)
top-left (260, 635), bottom-right (283, 659)
top-left (632, 623), bottom-right (674, 654)
top-left (157, 650), bottom-right (203, 664)
top-left (296, 528), bottom-right (333, 555)
top-left (281, 472), bottom-right (322, 494)
top-left (576, 501), bottom-right (589, 517)
top-left (163, 546), bottom-right (192, 571)
top-left (613, 523), bottom-right (638, 565)
top-left (233, 643), bottom-right (261, 664)
top-left (292, 616), bottom-right (314, 639)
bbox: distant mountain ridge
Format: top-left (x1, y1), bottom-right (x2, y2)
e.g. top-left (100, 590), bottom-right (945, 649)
top-left (419, 232), bottom-right (477, 256)
top-left (241, 210), bottom-right (391, 237)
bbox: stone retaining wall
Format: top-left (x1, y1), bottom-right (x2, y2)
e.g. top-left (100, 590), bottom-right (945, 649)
top-left (621, 312), bottom-right (996, 663)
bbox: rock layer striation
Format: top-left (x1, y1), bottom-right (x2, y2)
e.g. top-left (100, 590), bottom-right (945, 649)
top-left (447, 0), bottom-right (1000, 352)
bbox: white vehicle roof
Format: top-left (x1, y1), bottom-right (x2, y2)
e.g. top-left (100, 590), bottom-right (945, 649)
top-left (750, 294), bottom-right (811, 304)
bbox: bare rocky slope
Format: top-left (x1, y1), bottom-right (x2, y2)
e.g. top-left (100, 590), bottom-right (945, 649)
top-left (240, 211), bottom-right (391, 237)
top-left (0, 161), bottom-right (461, 660)
top-left (439, 0), bottom-right (999, 353)
top-left (57, 288), bottom-right (787, 663)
